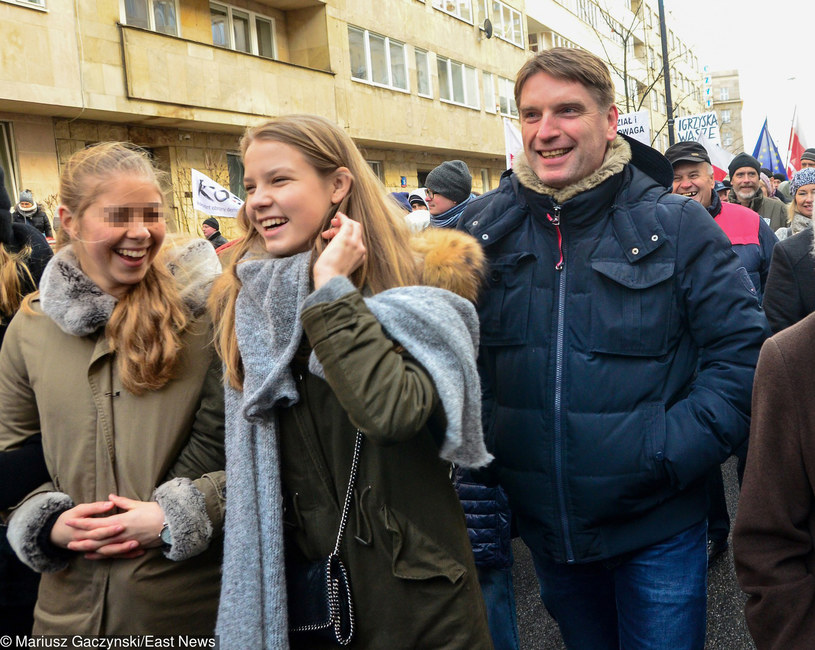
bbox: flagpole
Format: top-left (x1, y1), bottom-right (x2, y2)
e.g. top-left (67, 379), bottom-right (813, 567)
top-left (786, 105), bottom-right (797, 171)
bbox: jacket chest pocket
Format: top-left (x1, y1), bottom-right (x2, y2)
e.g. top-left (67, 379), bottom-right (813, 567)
top-left (590, 260), bottom-right (677, 356)
top-left (479, 252), bottom-right (536, 346)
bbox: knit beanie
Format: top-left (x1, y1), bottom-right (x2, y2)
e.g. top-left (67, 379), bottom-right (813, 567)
top-left (728, 153), bottom-right (760, 179)
top-left (425, 161), bottom-right (472, 204)
top-left (790, 168), bottom-right (815, 197)
top-left (0, 166), bottom-right (12, 245)
top-left (801, 148), bottom-right (815, 164)
top-left (203, 217), bottom-right (219, 230)
top-left (19, 189), bottom-right (33, 205)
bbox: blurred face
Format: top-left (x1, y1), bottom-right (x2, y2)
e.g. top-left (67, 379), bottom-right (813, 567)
top-left (672, 162), bottom-right (715, 207)
top-left (519, 72), bottom-right (618, 189)
top-left (201, 223), bottom-right (216, 237)
top-left (718, 188), bottom-right (730, 203)
top-left (19, 201), bottom-right (33, 210)
top-left (731, 167), bottom-right (759, 201)
top-left (410, 201), bottom-right (425, 212)
top-left (426, 189), bottom-right (457, 216)
top-left (795, 184), bottom-right (815, 218)
top-left (243, 140), bottom-right (350, 257)
top-left (61, 174), bottom-right (165, 299)
top-left (801, 159), bottom-right (815, 169)
top-left (771, 178), bottom-right (781, 191)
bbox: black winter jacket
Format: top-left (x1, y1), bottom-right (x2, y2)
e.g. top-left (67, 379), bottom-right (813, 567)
top-left (12, 206), bottom-right (52, 239)
top-left (763, 226), bottom-right (815, 334)
top-left (460, 136), bottom-right (769, 564)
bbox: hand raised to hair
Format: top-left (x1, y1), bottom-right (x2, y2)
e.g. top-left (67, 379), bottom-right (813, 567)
top-left (313, 212), bottom-right (367, 290)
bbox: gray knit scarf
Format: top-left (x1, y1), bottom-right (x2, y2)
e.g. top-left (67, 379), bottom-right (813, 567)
top-left (216, 252), bottom-right (491, 648)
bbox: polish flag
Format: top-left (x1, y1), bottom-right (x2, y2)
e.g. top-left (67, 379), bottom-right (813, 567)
top-left (787, 110), bottom-right (805, 179)
top-left (697, 132), bottom-right (734, 181)
top-left (503, 117), bottom-right (523, 170)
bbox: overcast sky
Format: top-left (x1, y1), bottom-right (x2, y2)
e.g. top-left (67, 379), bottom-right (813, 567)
top-left (662, 0), bottom-right (812, 160)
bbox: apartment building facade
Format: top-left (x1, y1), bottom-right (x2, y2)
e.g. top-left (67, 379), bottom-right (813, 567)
top-left (0, 0), bottom-right (528, 235)
top-left (710, 69), bottom-right (745, 153)
top-left (525, 0), bottom-right (705, 153)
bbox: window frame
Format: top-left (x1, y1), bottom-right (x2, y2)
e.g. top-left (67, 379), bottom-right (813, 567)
top-left (721, 109), bottom-right (731, 124)
top-left (210, 1), bottom-right (277, 59)
top-left (719, 87), bottom-right (730, 101)
top-left (497, 75), bottom-right (518, 118)
top-left (4, 0), bottom-right (46, 9)
top-left (414, 47), bottom-right (433, 98)
top-left (437, 55), bottom-right (480, 110)
top-left (348, 26), bottom-right (409, 93)
top-left (490, 0), bottom-right (523, 48)
top-left (431, 0), bottom-right (474, 25)
top-left (121, 0), bottom-right (180, 36)
top-left (482, 71), bottom-right (496, 113)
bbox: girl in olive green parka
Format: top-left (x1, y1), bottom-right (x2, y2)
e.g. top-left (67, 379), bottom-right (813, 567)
top-left (212, 115), bottom-right (494, 649)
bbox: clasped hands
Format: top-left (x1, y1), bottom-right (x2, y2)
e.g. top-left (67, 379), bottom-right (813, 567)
top-left (50, 494), bottom-right (165, 560)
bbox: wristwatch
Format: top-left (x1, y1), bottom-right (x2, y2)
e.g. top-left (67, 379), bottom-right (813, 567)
top-left (159, 521), bottom-right (172, 547)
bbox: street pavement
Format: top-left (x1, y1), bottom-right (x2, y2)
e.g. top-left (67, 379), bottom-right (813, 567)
top-left (511, 457), bottom-right (755, 649)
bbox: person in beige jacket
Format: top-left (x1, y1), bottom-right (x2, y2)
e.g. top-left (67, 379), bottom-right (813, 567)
top-left (0, 143), bottom-right (225, 635)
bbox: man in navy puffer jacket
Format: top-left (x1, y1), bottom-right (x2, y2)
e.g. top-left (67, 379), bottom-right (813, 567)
top-left (459, 48), bottom-right (768, 650)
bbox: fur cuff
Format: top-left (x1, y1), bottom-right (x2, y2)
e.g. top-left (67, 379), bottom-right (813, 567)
top-left (7, 492), bottom-right (75, 573)
top-left (301, 275), bottom-right (356, 311)
top-left (153, 477), bottom-right (213, 561)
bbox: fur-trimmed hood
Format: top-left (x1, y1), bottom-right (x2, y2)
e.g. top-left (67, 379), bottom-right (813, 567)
top-left (511, 133), bottom-right (673, 204)
top-left (39, 238), bottom-right (221, 337)
top-left (410, 227), bottom-right (485, 303)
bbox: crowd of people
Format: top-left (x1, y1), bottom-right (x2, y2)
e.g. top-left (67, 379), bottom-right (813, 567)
top-left (1, 46), bottom-right (815, 650)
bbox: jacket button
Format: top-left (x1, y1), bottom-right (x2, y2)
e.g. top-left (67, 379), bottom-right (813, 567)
top-left (482, 234), bottom-right (489, 240)
top-left (631, 247), bottom-right (639, 255)
top-left (655, 451), bottom-right (664, 461)
top-left (472, 220), bottom-right (479, 226)
top-left (651, 234), bottom-right (659, 242)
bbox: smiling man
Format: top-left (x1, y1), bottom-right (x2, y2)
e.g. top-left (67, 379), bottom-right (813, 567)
top-left (459, 48), bottom-right (769, 650)
top-left (727, 153), bottom-right (787, 231)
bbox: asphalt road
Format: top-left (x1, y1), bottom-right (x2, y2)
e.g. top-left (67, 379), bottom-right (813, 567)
top-left (511, 456), bottom-right (754, 649)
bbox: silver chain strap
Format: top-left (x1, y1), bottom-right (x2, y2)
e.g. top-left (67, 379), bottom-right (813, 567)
top-left (332, 429), bottom-right (363, 557)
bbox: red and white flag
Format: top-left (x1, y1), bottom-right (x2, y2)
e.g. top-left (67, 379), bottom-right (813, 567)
top-left (697, 132), bottom-right (734, 181)
top-left (503, 117), bottom-right (522, 170)
top-left (787, 109), bottom-right (805, 179)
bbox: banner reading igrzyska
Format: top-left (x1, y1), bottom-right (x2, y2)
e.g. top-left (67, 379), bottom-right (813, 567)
top-left (675, 112), bottom-right (721, 146)
top-left (191, 168), bottom-right (244, 218)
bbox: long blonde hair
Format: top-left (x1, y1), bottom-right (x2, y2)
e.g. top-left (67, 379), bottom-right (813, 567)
top-left (210, 114), bottom-right (418, 389)
top-left (0, 243), bottom-right (35, 322)
top-left (30, 142), bottom-right (188, 394)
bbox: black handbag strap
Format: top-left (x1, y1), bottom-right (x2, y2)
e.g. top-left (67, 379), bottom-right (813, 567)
top-left (332, 429), bottom-right (363, 557)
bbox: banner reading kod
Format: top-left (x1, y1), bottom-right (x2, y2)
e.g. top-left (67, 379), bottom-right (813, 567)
top-left (191, 169), bottom-right (243, 218)
top-left (617, 111), bottom-right (650, 145)
top-left (675, 112), bottom-right (721, 146)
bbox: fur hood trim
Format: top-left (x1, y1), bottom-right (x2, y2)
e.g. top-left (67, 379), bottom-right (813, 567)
top-left (39, 239), bottom-right (220, 336)
top-left (410, 228), bottom-right (485, 303)
top-left (513, 135), bottom-right (632, 203)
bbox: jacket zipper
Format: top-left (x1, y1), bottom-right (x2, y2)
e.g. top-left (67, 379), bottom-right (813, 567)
top-left (548, 204), bottom-right (574, 563)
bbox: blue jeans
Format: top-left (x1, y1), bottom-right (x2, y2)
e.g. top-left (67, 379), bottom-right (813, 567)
top-left (530, 521), bottom-right (707, 650)
top-left (477, 565), bottom-right (520, 650)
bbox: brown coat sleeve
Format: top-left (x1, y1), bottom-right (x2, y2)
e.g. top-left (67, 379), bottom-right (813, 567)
top-left (300, 283), bottom-right (438, 445)
top-left (733, 335), bottom-right (815, 650)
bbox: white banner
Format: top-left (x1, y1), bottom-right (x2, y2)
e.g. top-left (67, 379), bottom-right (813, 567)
top-left (675, 112), bottom-right (721, 146)
top-left (503, 117), bottom-right (523, 170)
top-left (191, 168), bottom-right (243, 218)
top-left (617, 110), bottom-right (651, 145)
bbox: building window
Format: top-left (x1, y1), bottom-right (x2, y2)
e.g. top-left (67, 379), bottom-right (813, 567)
top-left (481, 168), bottom-right (491, 192)
top-left (431, 0), bottom-right (473, 23)
top-left (483, 71), bottom-right (496, 113)
top-left (497, 76), bottom-right (517, 118)
top-left (210, 3), bottom-right (276, 58)
top-left (7, 0), bottom-right (46, 7)
top-left (124, 0), bottom-right (178, 35)
top-left (437, 56), bottom-right (479, 109)
top-left (490, 1), bottom-right (523, 47)
top-left (227, 153), bottom-right (245, 200)
top-left (719, 87), bottom-right (729, 101)
top-left (650, 90), bottom-right (659, 112)
top-left (528, 33), bottom-right (538, 52)
top-left (0, 122), bottom-right (17, 204)
top-left (349, 27), bottom-right (408, 92)
top-left (721, 109), bottom-right (731, 124)
top-left (415, 48), bottom-right (432, 97)
top-left (722, 132), bottom-right (733, 147)
top-left (367, 160), bottom-right (384, 181)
